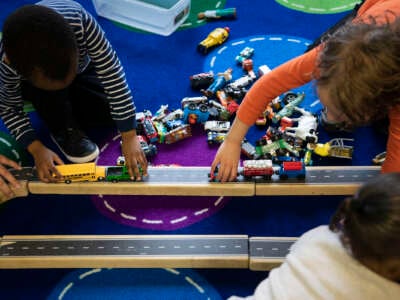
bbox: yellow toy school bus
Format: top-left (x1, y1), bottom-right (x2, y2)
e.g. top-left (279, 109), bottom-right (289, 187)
top-left (54, 162), bottom-right (106, 183)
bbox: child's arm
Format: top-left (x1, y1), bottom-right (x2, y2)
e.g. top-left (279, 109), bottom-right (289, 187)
top-left (0, 61), bottom-right (39, 150)
top-left (80, 9), bottom-right (147, 172)
top-left (237, 47), bottom-right (319, 126)
top-left (382, 106), bottom-right (400, 173)
top-left (211, 48), bottom-right (319, 181)
top-left (81, 10), bottom-right (137, 134)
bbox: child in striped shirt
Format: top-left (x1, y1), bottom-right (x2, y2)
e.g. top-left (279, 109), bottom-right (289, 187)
top-left (0, 0), bottom-right (147, 182)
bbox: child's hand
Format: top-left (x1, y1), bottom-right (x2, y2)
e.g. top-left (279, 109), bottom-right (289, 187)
top-left (211, 138), bottom-right (241, 182)
top-left (121, 130), bottom-right (148, 181)
top-left (28, 140), bottom-right (63, 183)
top-left (0, 154), bottom-right (22, 199)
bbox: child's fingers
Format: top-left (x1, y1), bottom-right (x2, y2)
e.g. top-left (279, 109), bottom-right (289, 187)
top-left (0, 155), bottom-right (21, 170)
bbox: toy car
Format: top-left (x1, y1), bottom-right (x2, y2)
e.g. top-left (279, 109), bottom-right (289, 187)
top-left (136, 111), bottom-right (159, 143)
top-left (181, 96), bottom-right (208, 108)
top-left (120, 135), bottom-right (158, 158)
top-left (190, 72), bottom-right (214, 90)
top-left (106, 166), bottom-right (138, 182)
top-left (223, 85), bottom-right (247, 102)
top-left (208, 100), bottom-right (231, 120)
top-left (137, 135), bottom-right (157, 157)
top-left (197, 27), bottom-right (230, 55)
top-left (208, 166), bottom-right (220, 182)
top-left (229, 75), bottom-right (254, 89)
top-left (163, 108), bottom-right (184, 122)
top-left (312, 138), bottom-right (354, 159)
top-left (372, 151), bottom-right (386, 165)
top-left (164, 124), bottom-right (192, 144)
top-left (183, 103), bottom-right (209, 124)
top-left (235, 47), bottom-right (254, 64)
top-left (204, 120), bottom-right (230, 132)
top-left (207, 131), bottom-right (227, 145)
top-left (258, 65), bottom-right (272, 76)
top-left (326, 138), bottom-right (354, 159)
top-left (152, 104), bottom-right (170, 121)
top-left (241, 139), bottom-right (258, 159)
top-left (153, 121), bottom-right (168, 143)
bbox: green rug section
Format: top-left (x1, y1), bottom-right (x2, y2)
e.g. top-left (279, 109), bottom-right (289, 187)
top-left (0, 131), bottom-right (30, 166)
top-left (113, 0), bottom-right (227, 33)
top-left (275, 0), bottom-right (361, 14)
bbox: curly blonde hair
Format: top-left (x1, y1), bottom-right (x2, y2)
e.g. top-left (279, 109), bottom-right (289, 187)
top-left (317, 15), bottom-right (400, 125)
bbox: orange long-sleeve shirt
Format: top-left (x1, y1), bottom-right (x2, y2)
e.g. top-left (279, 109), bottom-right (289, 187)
top-left (237, 0), bottom-right (400, 173)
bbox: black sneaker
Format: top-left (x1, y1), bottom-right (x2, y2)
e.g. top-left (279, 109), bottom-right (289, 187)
top-left (51, 128), bottom-right (99, 163)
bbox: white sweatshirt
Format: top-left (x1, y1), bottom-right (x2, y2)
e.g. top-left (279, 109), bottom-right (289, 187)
top-left (229, 226), bottom-right (400, 300)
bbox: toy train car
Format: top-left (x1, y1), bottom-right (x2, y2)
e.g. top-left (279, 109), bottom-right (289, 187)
top-left (209, 160), bottom-right (306, 182)
top-left (241, 159), bottom-right (274, 180)
top-left (54, 163), bottom-right (142, 183)
top-left (278, 161), bottom-right (306, 180)
top-left (54, 162), bottom-right (105, 184)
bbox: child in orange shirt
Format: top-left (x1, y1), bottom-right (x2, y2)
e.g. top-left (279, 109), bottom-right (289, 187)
top-left (211, 0), bottom-right (400, 181)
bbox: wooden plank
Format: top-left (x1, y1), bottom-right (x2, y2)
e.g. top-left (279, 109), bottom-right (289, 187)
top-left (0, 256), bottom-right (248, 269)
top-left (28, 181), bottom-right (255, 196)
top-left (256, 183), bottom-right (360, 196)
top-left (0, 235), bottom-right (249, 269)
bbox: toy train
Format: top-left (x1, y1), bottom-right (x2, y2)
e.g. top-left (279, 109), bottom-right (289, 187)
top-left (54, 162), bottom-right (143, 183)
top-left (40, 160), bottom-right (305, 184)
top-left (209, 160), bottom-right (306, 182)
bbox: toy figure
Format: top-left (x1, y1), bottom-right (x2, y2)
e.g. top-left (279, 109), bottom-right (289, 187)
top-left (197, 8), bottom-right (237, 20)
top-left (197, 27), bottom-right (230, 54)
top-left (203, 68), bottom-right (233, 97)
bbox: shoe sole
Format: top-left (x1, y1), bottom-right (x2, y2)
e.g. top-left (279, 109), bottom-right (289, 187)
top-left (51, 135), bottom-right (100, 163)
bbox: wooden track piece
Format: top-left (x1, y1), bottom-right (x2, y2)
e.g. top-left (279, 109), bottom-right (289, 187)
top-left (249, 237), bottom-right (297, 271)
top-left (3, 166), bottom-right (380, 198)
top-left (28, 166), bottom-right (255, 196)
top-left (0, 235), bottom-right (249, 269)
top-left (255, 166), bottom-right (380, 196)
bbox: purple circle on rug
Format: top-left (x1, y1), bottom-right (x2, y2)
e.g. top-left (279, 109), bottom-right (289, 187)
top-left (91, 125), bottom-right (231, 231)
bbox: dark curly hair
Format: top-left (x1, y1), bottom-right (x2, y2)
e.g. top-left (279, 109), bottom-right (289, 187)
top-left (317, 15), bottom-right (400, 125)
top-left (2, 4), bottom-right (78, 80)
top-left (330, 173), bottom-right (400, 262)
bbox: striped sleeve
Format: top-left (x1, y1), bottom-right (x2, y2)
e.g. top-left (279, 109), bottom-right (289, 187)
top-left (0, 59), bottom-right (38, 147)
top-left (80, 8), bottom-right (137, 132)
